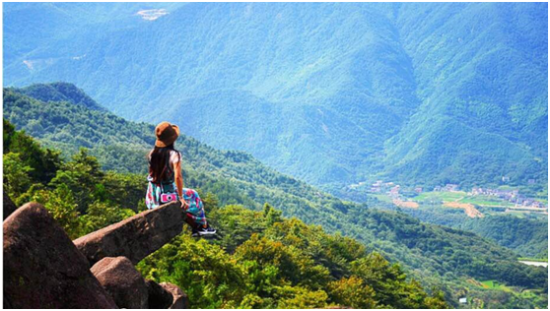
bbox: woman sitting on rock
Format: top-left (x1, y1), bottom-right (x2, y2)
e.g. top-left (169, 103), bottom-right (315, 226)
top-left (145, 121), bottom-right (216, 237)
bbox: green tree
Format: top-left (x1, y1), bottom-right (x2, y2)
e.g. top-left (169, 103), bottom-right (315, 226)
top-left (3, 152), bottom-right (33, 200)
top-left (32, 184), bottom-right (85, 239)
top-left (138, 235), bottom-right (246, 308)
top-left (263, 203), bottom-right (282, 226)
top-left (49, 148), bottom-right (104, 212)
top-left (276, 286), bottom-right (328, 308)
top-left (3, 118), bottom-right (61, 184)
top-left (81, 201), bottom-right (135, 234)
top-left (327, 276), bottom-right (376, 308)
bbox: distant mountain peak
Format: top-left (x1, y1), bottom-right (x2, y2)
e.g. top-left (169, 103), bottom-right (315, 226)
top-left (12, 82), bottom-right (106, 112)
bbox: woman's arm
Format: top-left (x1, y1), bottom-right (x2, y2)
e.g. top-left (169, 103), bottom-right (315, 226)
top-left (173, 157), bottom-right (189, 209)
top-left (174, 160), bottom-right (184, 198)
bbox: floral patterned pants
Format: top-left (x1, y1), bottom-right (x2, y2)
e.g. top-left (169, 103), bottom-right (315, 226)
top-left (146, 181), bottom-right (207, 226)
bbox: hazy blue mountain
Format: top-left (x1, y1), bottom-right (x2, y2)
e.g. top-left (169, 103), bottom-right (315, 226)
top-left (3, 2), bottom-right (186, 64)
top-left (3, 2), bottom-right (547, 194)
top-left (384, 3), bottom-right (548, 187)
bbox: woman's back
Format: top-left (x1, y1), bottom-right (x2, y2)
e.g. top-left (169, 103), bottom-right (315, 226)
top-left (148, 148), bottom-right (181, 184)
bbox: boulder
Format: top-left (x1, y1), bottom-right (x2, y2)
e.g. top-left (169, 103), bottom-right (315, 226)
top-left (3, 190), bottom-right (17, 220)
top-left (91, 256), bottom-right (148, 309)
top-left (3, 202), bottom-right (117, 308)
top-left (146, 279), bottom-right (173, 309)
top-left (74, 201), bottom-right (184, 265)
top-left (160, 282), bottom-right (189, 309)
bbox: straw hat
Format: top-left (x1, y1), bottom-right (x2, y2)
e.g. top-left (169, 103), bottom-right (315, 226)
top-left (155, 122), bottom-right (180, 147)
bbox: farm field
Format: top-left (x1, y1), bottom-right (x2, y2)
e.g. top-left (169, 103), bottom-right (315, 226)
top-left (371, 191), bottom-right (547, 219)
top-left (414, 191), bottom-right (467, 202)
top-left (481, 280), bottom-right (512, 292)
top-left (413, 191), bottom-right (515, 208)
top-left (479, 279), bottom-right (543, 301)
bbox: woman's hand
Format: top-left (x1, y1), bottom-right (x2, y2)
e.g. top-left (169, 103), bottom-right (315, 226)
top-left (180, 198), bottom-right (189, 210)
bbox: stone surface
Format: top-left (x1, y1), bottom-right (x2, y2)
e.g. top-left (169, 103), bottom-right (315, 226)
top-left (3, 190), bottom-right (17, 220)
top-left (160, 282), bottom-right (189, 309)
top-left (91, 256), bottom-right (148, 309)
top-left (146, 279), bottom-right (173, 309)
top-left (74, 201), bottom-right (184, 265)
top-left (3, 202), bottom-right (117, 308)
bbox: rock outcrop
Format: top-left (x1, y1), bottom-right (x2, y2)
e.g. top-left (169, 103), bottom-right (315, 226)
top-left (160, 282), bottom-right (189, 309)
top-left (74, 201), bottom-right (184, 265)
top-left (146, 280), bottom-right (174, 309)
top-left (91, 257), bottom-right (149, 309)
top-left (4, 200), bottom-right (189, 309)
top-left (3, 202), bottom-right (117, 308)
top-left (3, 190), bottom-right (17, 220)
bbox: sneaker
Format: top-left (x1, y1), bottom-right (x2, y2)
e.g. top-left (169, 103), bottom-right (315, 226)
top-left (197, 225), bottom-right (217, 236)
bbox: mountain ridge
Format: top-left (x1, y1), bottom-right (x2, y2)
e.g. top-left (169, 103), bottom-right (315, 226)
top-left (3, 84), bottom-right (547, 308)
top-left (3, 2), bottom-right (547, 194)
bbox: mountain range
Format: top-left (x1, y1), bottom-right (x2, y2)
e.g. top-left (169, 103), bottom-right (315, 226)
top-left (3, 83), bottom-right (548, 308)
top-left (4, 2), bottom-right (547, 196)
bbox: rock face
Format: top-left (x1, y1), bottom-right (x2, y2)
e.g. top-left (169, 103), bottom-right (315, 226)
top-left (146, 279), bottom-right (174, 309)
top-left (3, 202), bottom-right (117, 308)
top-left (3, 190), bottom-right (17, 220)
top-left (160, 282), bottom-right (189, 309)
top-left (91, 257), bottom-right (149, 309)
top-left (74, 201), bottom-right (184, 265)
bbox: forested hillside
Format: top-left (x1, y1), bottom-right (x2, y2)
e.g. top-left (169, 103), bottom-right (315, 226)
top-left (3, 2), bottom-right (547, 194)
top-left (399, 206), bottom-right (548, 259)
top-left (3, 86), bottom-right (547, 308)
top-left (3, 121), bottom-right (448, 308)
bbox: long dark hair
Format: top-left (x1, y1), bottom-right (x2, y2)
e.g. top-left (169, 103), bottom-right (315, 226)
top-left (149, 144), bottom-right (180, 183)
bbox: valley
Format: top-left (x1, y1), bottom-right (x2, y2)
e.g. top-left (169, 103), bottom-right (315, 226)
top-left (3, 83), bottom-right (548, 309)
top-left (2, 2), bottom-right (547, 309)
top-left (349, 178), bottom-right (547, 221)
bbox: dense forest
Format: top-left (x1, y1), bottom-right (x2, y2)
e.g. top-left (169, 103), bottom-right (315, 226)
top-left (3, 85), bottom-right (548, 308)
top-left (399, 205), bottom-right (548, 259)
top-left (4, 119), bottom-right (448, 308)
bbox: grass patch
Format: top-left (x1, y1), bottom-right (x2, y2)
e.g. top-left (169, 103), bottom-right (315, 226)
top-left (480, 280), bottom-right (513, 292)
top-left (458, 195), bottom-right (514, 208)
top-left (369, 194), bottom-right (393, 203)
top-left (413, 191), bottom-right (466, 202)
top-left (518, 257), bottom-right (548, 263)
top-left (413, 191), bottom-right (516, 208)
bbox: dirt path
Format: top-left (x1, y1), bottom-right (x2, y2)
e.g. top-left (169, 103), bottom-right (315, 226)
top-left (443, 202), bottom-right (484, 218)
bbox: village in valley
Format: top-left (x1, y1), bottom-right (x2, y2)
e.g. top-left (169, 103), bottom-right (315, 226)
top-left (349, 178), bottom-right (548, 218)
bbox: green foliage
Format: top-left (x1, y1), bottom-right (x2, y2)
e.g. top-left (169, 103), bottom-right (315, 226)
top-left (3, 121), bottom-right (143, 240)
top-left (3, 89), bottom-right (547, 308)
top-left (327, 276), bottom-right (376, 309)
top-left (401, 205), bottom-right (548, 259)
top-left (80, 201), bottom-right (135, 234)
top-left (14, 82), bottom-right (105, 111)
top-left (3, 118), bottom-right (61, 184)
top-left (49, 148), bottom-right (105, 212)
top-left (263, 203), bottom-right (282, 226)
top-left (138, 205), bottom-right (447, 309)
top-left (138, 234), bottom-right (246, 309)
top-left (31, 184), bottom-right (85, 239)
top-left (3, 152), bottom-right (33, 199)
top-left (460, 216), bottom-right (548, 259)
